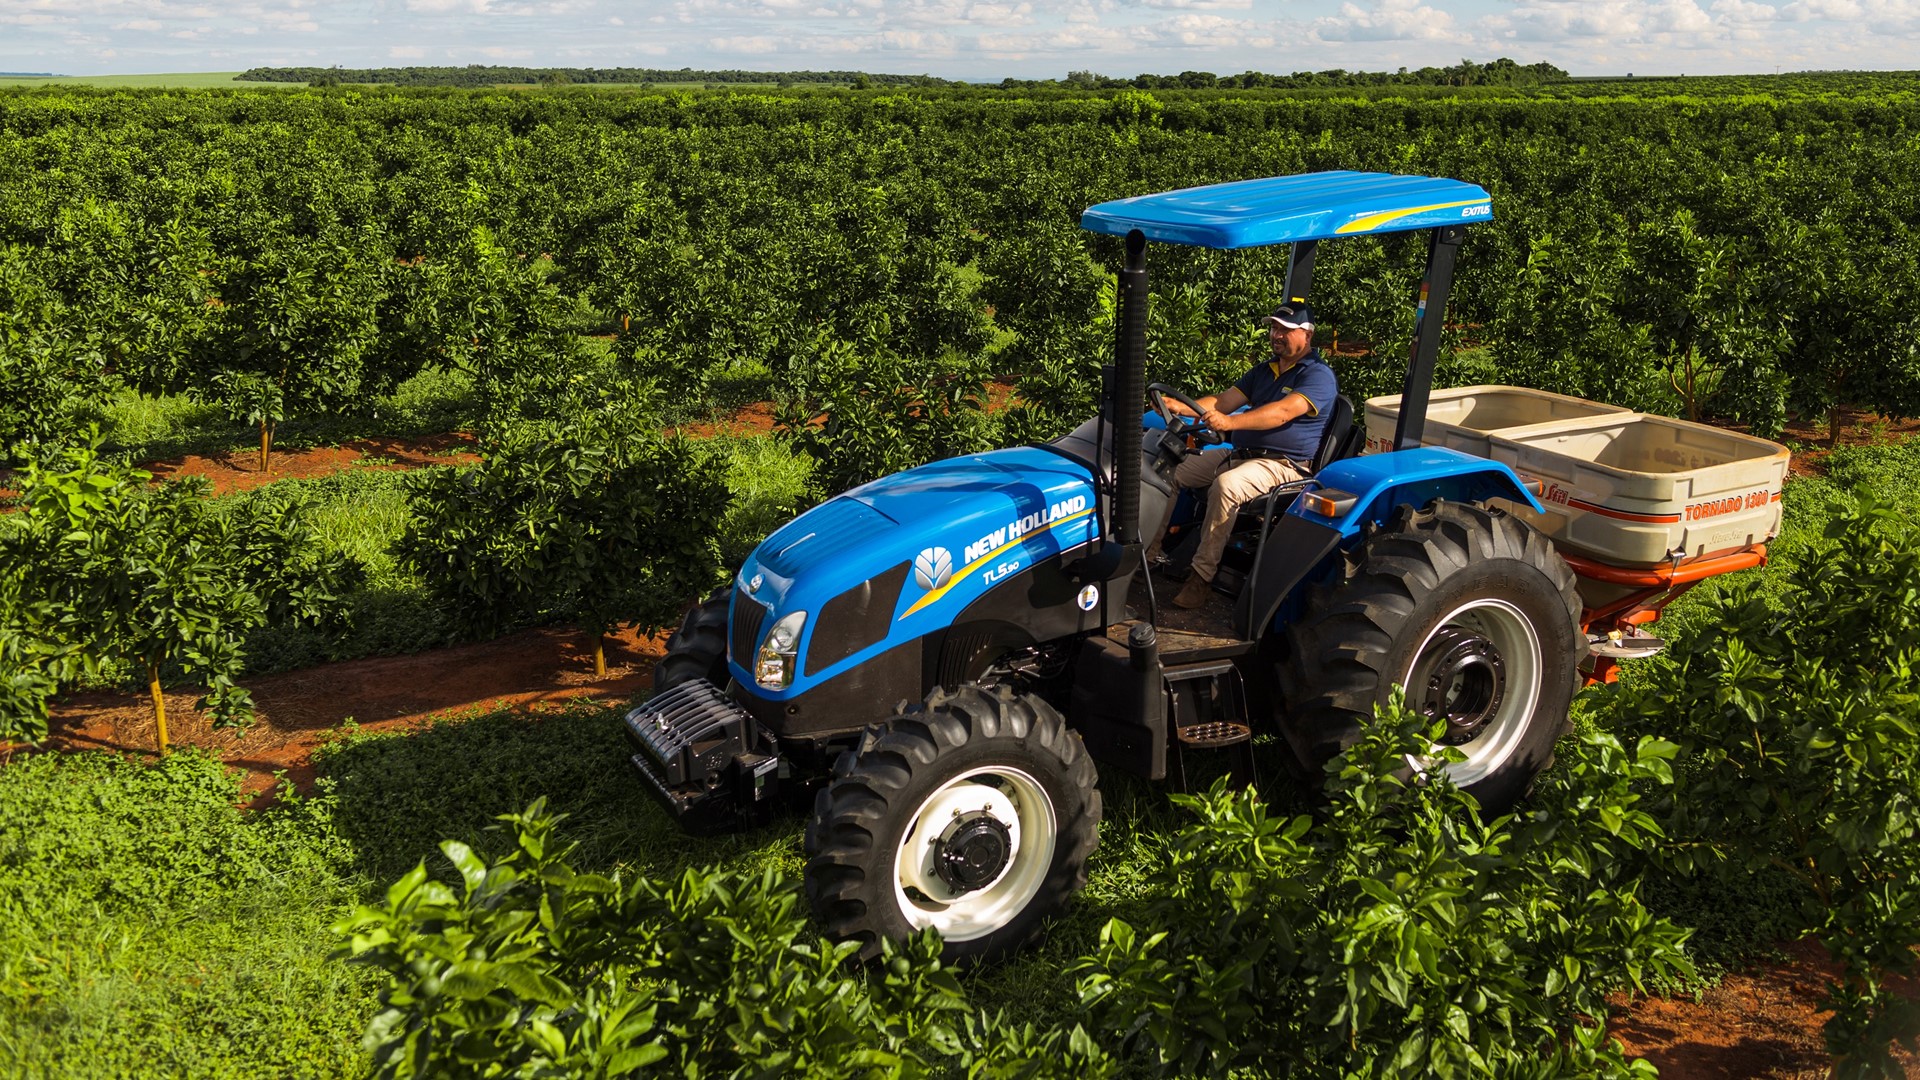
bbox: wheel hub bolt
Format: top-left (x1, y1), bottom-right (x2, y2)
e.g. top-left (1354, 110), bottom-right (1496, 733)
top-left (933, 815), bottom-right (1013, 893)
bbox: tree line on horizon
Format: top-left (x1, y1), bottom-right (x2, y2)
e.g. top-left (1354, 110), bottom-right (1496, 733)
top-left (237, 58), bottom-right (1569, 90)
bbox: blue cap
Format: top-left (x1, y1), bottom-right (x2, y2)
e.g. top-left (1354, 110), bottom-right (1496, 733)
top-left (1265, 303), bottom-right (1314, 331)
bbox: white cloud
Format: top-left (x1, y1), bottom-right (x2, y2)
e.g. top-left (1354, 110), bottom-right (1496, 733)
top-left (3, 0), bottom-right (1918, 80)
top-left (405, 0), bottom-right (492, 12)
top-left (1317, 0), bottom-right (1470, 41)
top-left (1129, 0), bottom-right (1256, 10)
top-left (1479, 0), bottom-right (1718, 45)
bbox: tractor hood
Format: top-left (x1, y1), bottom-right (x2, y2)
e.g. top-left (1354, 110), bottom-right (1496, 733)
top-left (729, 446), bottom-right (1101, 696)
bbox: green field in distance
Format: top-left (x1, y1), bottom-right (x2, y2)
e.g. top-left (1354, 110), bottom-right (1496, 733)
top-left (0, 71), bottom-right (793, 89)
top-left (0, 71), bottom-right (262, 88)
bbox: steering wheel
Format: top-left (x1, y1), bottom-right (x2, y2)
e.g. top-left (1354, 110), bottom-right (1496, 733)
top-left (1148, 382), bottom-right (1225, 446)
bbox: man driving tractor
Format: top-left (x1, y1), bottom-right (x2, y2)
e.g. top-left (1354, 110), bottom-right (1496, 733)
top-left (1148, 302), bottom-right (1339, 608)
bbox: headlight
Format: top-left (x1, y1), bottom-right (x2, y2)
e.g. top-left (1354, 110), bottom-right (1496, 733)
top-left (755, 611), bottom-right (807, 690)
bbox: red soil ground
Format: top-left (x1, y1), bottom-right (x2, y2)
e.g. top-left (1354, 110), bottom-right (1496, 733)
top-left (1778, 405), bottom-right (1920, 479)
top-left (669, 399), bottom-right (780, 439)
top-left (10, 396), bottom-right (1919, 1076)
top-left (1610, 940), bottom-right (1918, 1078)
top-left (25, 623), bottom-right (668, 808)
top-left (143, 432), bottom-right (481, 495)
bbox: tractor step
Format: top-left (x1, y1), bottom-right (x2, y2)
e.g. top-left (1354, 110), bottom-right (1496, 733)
top-left (1177, 720), bottom-right (1252, 748)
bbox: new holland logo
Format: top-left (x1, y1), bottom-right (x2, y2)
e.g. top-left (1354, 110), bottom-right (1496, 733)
top-left (913, 547), bottom-right (954, 590)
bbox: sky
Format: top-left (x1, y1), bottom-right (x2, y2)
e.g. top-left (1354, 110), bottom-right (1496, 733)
top-left (2, 0), bottom-right (1917, 81)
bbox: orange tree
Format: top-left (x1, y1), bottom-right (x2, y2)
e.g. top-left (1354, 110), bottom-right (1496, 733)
top-left (1, 440), bottom-right (358, 749)
top-left (401, 397), bottom-right (729, 677)
top-left (2, 443), bottom-right (260, 750)
top-left (197, 228), bottom-right (391, 473)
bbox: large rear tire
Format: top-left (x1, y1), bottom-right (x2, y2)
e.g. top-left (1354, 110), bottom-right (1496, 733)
top-left (804, 684), bottom-right (1100, 964)
top-left (1278, 500), bottom-right (1584, 811)
top-left (654, 588), bottom-right (731, 692)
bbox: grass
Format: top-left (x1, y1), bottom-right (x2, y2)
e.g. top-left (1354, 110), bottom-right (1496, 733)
top-left (0, 751), bottom-right (369, 1079)
top-left (93, 365), bottom-right (483, 464)
top-left (224, 468), bottom-right (456, 675)
top-left (0, 695), bottom-right (1185, 1079)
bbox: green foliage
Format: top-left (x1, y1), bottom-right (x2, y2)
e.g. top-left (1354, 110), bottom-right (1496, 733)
top-left (7, 86), bottom-right (1920, 441)
top-left (1486, 230), bottom-right (1666, 415)
top-left (216, 483), bottom-right (367, 630)
top-left (775, 342), bottom-right (1001, 497)
top-left (407, 229), bottom-right (602, 421)
top-left (1, 441), bottom-right (263, 737)
top-left (400, 398), bottom-right (729, 644)
top-left (1627, 209), bottom-right (1790, 434)
top-left (0, 244), bottom-right (107, 450)
top-left (199, 228), bottom-right (392, 464)
top-left (715, 435), bottom-right (816, 566)
top-left (1599, 499), bottom-right (1920, 1075)
top-left (0, 439), bottom-right (358, 741)
top-left (339, 798), bottom-right (1109, 1079)
top-left (1073, 694), bottom-right (1691, 1079)
top-left (0, 750), bottom-right (367, 1079)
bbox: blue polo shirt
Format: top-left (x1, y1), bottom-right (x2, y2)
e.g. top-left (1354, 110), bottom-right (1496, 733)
top-left (1231, 350), bottom-right (1338, 461)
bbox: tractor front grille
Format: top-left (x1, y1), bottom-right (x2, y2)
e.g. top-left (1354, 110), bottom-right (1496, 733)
top-left (731, 593), bottom-right (769, 666)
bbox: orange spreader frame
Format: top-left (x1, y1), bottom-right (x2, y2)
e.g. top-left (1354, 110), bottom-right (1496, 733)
top-left (1562, 546), bottom-right (1769, 685)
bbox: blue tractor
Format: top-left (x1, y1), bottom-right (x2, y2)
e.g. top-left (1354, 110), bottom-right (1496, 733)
top-left (626, 172), bottom-right (1584, 963)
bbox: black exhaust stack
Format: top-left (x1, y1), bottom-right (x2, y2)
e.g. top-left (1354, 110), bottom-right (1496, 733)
top-left (1114, 229), bottom-right (1148, 546)
top-left (1069, 229), bottom-right (1148, 585)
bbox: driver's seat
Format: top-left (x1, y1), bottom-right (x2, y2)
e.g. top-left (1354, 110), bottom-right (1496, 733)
top-left (1210, 395), bottom-right (1360, 596)
top-left (1240, 393), bottom-right (1360, 512)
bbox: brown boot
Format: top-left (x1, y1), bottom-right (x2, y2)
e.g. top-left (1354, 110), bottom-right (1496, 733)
top-left (1173, 574), bottom-right (1213, 609)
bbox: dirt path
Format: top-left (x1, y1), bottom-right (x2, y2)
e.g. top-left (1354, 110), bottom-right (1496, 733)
top-left (30, 623), bottom-right (668, 806)
top-left (1610, 939), bottom-right (1920, 1078)
top-left (143, 432), bottom-right (481, 496)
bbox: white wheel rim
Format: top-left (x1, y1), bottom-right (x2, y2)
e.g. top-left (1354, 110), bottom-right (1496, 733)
top-left (891, 767), bottom-right (1057, 942)
top-left (1404, 597), bottom-right (1543, 789)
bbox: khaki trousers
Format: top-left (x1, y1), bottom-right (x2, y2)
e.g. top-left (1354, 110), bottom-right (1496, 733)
top-left (1153, 451), bottom-right (1308, 583)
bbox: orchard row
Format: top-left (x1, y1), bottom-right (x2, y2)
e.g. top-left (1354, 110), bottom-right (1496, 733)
top-left (2, 82), bottom-right (1918, 460)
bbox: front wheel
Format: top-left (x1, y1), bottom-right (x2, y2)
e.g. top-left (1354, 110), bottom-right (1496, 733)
top-left (1278, 500), bottom-right (1585, 811)
top-left (804, 684), bottom-right (1101, 964)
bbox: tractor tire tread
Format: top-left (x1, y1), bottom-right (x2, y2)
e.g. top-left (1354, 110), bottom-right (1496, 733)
top-left (1278, 500), bottom-right (1585, 810)
top-left (654, 588), bottom-right (732, 693)
top-left (804, 682), bottom-right (1100, 964)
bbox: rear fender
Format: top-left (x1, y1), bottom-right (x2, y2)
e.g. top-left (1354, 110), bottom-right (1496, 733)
top-left (1303, 447), bottom-right (1542, 539)
top-left (1243, 447), bottom-right (1542, 637)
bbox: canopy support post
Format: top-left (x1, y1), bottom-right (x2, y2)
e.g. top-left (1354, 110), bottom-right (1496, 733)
top-left (1282, 239), bottom-right (1318, 304)
top-left (1394, 225), bottom-right (1463, 452)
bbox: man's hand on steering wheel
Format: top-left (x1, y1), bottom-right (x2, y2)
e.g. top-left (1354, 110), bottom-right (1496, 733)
top-left (1148, 383), bottom-right (1226, 446)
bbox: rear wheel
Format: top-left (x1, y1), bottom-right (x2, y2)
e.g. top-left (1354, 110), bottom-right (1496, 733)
top-left (804, 683), bottom-right (1100, 964)
top-left (1278, 500), bottom-right (1584, 811)
top-left (655, 588), bottom-right (731, 692)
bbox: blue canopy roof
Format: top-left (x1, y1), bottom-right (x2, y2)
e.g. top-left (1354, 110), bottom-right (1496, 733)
top-left (1079, 171), bottom-right (1493, 249)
